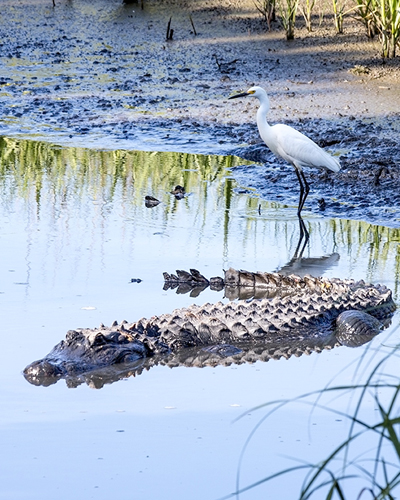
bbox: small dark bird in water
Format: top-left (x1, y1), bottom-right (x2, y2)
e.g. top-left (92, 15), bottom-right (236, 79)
top-left (145, 195), bottom-right (160, 208)
top-left (171, 185), bottom-right (186, 199)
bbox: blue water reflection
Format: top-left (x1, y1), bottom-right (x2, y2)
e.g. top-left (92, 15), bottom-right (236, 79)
top-left (0, 138), bottom-right (399, 499)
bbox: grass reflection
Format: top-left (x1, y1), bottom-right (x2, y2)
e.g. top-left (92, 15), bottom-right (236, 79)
top-left (0, 137), bottom-right (399, 297)
top-left (0, 137), bottom-right (239, 205)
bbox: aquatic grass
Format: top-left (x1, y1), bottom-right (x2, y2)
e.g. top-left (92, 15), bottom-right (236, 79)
top-left (218, 324), bottom-right (400, 500)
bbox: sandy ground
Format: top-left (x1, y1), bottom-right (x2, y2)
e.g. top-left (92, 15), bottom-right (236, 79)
top-left (0, 0), bottom-right (399, 226)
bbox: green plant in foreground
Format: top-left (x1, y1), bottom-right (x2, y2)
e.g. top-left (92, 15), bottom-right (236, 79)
top-left (220, 327), bottom-right (400, 499)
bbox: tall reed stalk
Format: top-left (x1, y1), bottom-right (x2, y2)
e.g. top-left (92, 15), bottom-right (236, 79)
top-left (331, 0), bottom-right (358, 33)
top-left (299, 0), bottom-right (316, 30)
top-left (377, 0), bottom-right (400, 57)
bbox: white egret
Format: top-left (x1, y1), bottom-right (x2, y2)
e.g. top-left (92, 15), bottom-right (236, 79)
top-left (228, 86), bottom-right (340, 216)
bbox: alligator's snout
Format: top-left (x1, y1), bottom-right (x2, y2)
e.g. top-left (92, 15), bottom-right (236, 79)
top-left (23, 360), bottom-right (64, 386)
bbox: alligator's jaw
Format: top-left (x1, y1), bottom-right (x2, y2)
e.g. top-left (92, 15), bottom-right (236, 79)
top-left (23, 360), bottom-right (64, 386)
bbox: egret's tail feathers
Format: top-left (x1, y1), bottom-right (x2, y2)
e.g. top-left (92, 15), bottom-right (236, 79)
top-left (326, 154), bottom-right (341, 173)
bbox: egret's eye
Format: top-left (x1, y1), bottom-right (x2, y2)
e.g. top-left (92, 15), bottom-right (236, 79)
top-left (248, 90), bottom-right (256, 94)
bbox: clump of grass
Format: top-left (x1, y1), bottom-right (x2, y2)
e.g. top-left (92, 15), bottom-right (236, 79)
top-left (277, 0), bottom-right (300, 38)
top-left (254, 0), bottom-right (277, 29)
top-left (221, 329), bottom-right (400, 499)
top-left (354, 0), bottom-right (400, 56)
top-left (377, 0), bottom-right (400, 57)
top-left (332, 0), bottom-right (346, 32)
top-left (299, 0), bottom-right (316, 31)
top-left (255, 0), bottom-right (298, 38)
top-left (355, 0), bottom-right (379, 37)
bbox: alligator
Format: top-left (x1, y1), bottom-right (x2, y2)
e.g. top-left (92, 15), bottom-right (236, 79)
top-left (23, 269), bottom-right (396, 388)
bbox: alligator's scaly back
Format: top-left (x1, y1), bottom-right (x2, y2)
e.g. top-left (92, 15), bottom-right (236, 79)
top-left (24, 269), bottom-right (396, 387)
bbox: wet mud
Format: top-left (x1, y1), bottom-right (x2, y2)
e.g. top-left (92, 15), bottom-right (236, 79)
top-left (1, 0), bottom-right (399, 226)
top-left (230, 117), bottom-right (400, 226)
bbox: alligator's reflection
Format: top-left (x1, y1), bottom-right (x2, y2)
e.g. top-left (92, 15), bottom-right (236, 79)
top-left (164, 219), bottom-right (340, 300)
top-left (41, 332), bottom-right (376, 390)
top-left (24, 218), bottom-right (395, 389)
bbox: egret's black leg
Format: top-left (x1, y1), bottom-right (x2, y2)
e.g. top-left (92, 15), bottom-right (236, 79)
top-left (294, 168), bottom-right (310, 243)
top-left (298, 170), bottom-right (310, 213)
top-left (294, 168), bottom-right (305, 217)
top-left (298, 213), bottom-right (309, 241)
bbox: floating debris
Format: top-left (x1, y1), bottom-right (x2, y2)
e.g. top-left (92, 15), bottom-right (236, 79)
top-left (145, 195), bottom-right (161, 207)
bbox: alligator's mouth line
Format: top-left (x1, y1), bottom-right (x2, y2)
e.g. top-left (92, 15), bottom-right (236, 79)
top-left (23, 268), bottom-right (396, 388)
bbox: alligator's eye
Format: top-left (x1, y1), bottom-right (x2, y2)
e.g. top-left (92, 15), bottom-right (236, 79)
top-left (92, 333), bottom-right (107, 346)
top-left (115, 352), bottom-right (140, 364)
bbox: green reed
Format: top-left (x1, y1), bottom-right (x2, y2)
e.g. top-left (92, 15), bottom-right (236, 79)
top-left (276, 0), bottom-right (300, 38)
top-left (219, 326), bottom-right (400, 499)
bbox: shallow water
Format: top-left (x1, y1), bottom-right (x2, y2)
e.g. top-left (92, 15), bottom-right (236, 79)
top-left (1, 138), bottom-right (400, 499)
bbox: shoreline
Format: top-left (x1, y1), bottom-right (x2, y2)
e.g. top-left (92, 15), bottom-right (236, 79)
top-left (0, 0), bottom-right (399, 226)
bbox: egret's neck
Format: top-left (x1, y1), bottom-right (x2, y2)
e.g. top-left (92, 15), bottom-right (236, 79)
top-left (255, 94), bottom-right (272, 144)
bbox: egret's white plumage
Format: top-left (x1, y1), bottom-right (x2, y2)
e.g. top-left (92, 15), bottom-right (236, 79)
top-left (229, 86), bottom-right (340, 216)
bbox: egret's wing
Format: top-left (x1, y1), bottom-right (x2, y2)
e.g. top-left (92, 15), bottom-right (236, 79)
top-left (273, 125), bottom-right (340, 172)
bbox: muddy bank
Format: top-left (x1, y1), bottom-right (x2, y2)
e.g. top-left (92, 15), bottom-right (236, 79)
top-left (230, 116), bottom-right (400, 227)
top-left (0, 0), bottom-right (399, 226)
